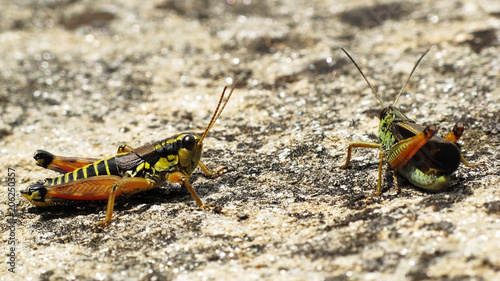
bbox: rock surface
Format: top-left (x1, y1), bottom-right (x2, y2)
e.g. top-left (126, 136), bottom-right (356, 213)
top-left (1, 0), bottom-right (499, 280)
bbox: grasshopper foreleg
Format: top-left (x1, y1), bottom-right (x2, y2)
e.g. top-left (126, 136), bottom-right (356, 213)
top-left (376, 150), bottom-right (386, 195)
top-left (198, 161), bottom-right (232, 179)
top-left (167, 172), bottom-right (205, 208)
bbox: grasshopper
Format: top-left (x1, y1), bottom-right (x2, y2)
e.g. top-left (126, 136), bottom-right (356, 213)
top-left (21, 83), bottom-right (236, 227)
top-left (336, 48), bottom-right (475, 195)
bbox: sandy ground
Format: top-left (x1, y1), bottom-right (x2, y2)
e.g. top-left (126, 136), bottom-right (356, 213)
top-left (0, 0), bottom-right (499, 280)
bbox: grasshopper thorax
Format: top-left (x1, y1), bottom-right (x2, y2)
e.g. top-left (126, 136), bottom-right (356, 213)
top-left (146, 133), bottom-right (201, 175)
top-left (378, 105), bottom-right (414, 149)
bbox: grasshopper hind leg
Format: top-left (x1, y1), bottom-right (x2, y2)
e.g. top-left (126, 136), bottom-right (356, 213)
top-left (98, 177), bottom-right (156, 227)
top-left (444, 122), bottom-right (464, 142)
top-left (33, 150), bottom-right (100, 173)
top-left (443, 122), bottom-right (479, 168)
top-left (20, 181), bottom-right (50, 207)
top-left (33, 144), bottom-right (137, 174)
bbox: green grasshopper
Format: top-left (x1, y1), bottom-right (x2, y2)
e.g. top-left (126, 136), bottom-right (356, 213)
top-left (21, 83), bottom-right (236, 227)
top-left (336, 48), bottom-right (475, 195)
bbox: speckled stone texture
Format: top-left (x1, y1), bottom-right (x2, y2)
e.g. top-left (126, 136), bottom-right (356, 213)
top-left (0, 0), bottom-right (499, 280)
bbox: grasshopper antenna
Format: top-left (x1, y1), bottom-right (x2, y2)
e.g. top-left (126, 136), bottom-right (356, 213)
top-left (341, 48), bottom-right (385, 108)
top-left (393, 49), bottom-right (430, 106)
top-left (199, 80), bottom-right (238, 144)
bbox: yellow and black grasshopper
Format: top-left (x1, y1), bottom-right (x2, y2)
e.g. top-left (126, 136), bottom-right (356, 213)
top-left (21, 83), bottom-right (236, 227)
top-left (336, 48), bottom-right (475, 195)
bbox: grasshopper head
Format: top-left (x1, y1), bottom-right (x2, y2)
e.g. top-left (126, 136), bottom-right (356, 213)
top-left (176, 82), bottom-right (236, 175)
top-left (177, 133), bottom-right (203, 175)
top-left (379, 105), bottom-right (411, 122)
top-left (379, 107), bottom-right (390, 120)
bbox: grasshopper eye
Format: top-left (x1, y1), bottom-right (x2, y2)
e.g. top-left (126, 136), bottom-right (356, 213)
top-left (380, 107), bottom-right (389, 120)
top-left (182, 135), bottom-right (196, 150)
